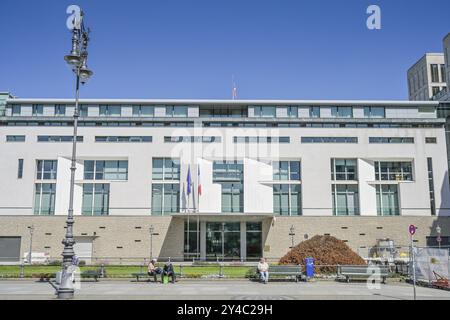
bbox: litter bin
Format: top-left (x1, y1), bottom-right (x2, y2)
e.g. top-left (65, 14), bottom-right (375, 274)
top-left (305, 257), bottom-right (314, 278)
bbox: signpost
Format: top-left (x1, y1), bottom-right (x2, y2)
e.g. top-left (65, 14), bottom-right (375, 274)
top-left (409, 224), bottom-right (417, 300)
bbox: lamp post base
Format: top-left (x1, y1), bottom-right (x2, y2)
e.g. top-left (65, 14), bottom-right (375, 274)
top-left (57, 288), bottom-right (75, 299)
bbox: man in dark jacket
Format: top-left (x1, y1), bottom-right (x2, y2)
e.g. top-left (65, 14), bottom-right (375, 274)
top-left (163, 262), bottom-right (176, 283)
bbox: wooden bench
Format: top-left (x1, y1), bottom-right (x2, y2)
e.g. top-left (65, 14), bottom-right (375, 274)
top-left (132, 272), bottom-right (158, 283)
top-left (254, 265), bottom-right (303, 282)
top-left (81, 269), bottom-right (101, 282)
top-left (337, 265), bottom-right (389, 284)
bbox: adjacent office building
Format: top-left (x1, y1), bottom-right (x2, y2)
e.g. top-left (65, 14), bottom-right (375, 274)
top-left (1, 93), bottom-right (449, 263)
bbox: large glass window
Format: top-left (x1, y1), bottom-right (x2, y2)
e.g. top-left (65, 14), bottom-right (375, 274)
top-left (213, 161), bottom-right (243, 181)
top-left (309, 107), bottom-right (320, 118)
top-left (332, 184), bottom-right (359, 216)
top-left (152, 158), bottom-right (180, 180)
top-left (441, 64), bottom-right (447, 83)
top-left (206, 222), bottom-right (241, 260)
top-left (253, 106), bottom-right (276, 118)
top-left (36, 160), bottom-right (58, 180)
top-left (331, 159), bottom-right (357, 181)
top-left (99, 105), bottom-right (122, 117)
top-left (151, 184), bottom-right (180, 215)
top-left (55, 105), bottom-right (66, 116)
top-left (363, 107), bottom-right (385, 118)
top-left (166, 106), bottom-right (188, 117)
top-left (375, 161), bottom-right (413, 181)
top-left (376, 185), bottom-right (399, 216)
top-left (132, 105), bottom-right (154, 117)
top-left (184, 221), bottom-right (201, 259)
top-left (369, 137), bottom-right (414, 144)
top-left (427, 158), bottom-right (436, 216)
top-left (246, 222), bottom-right (262, 260)
top-left (82, 184), bottom-right (110, 216)
top-left (12, 105), bottom-right (21, 116)
top-left (32, 104), bottom-right (44, 116)
top-left (34, 183), bottom-right (56, 215)
top-left (331, 107), bottom-right (353, 118)
top-left (213, 161), bottom-right (244, 213)
top-left (273, 184), bottom-right (301, 216)
top-left (273, 161), bottom-right (300, 181)
top-left (221, 183), bottom-right (244, 213)
top-left (431, 64), bottom-right (440, 82)
top-left (84, 160), bottom-right (128, 180)
top-left (287, 106), bottom-right (298, 118)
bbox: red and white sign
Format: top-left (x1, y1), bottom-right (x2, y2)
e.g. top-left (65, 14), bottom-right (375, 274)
top-left (409, 225), bottom-right (417, 236)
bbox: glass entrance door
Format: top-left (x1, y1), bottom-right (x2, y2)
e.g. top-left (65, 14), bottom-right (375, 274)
top-left (206, 222), bottom-right (241, 261)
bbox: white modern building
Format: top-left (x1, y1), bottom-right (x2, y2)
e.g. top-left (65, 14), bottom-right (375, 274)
top-left (1, 94), bottom-right (450, 263)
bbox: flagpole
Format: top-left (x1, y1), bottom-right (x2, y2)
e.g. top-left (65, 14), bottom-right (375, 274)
top-left (197, 165), bottom-right (200, 260)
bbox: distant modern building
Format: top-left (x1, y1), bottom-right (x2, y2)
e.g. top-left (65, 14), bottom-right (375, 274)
top-left (1, 93), bottom-right (449, 263)
top-left (407, 53), bottom-right (447, 101)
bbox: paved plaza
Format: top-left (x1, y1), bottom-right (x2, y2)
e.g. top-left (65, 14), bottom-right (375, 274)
top-left (0, 280), bottom-right (449, 300)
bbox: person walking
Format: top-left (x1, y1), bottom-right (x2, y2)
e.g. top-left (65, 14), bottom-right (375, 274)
top-left (257, 258), bottom-right (269, 284)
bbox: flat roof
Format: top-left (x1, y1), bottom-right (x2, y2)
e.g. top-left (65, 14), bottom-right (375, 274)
top-left (5, 98), bottom-right (439, 107)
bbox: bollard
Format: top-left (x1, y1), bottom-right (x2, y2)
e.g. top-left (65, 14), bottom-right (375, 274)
top-left (219, 264), bottom-right (224, 278)
top-left (180, 265), bottom-right (184, 278)
top-left (20, 263), bottom-right (24, 279)
top-left (100, 264), bottom-right (105, 278)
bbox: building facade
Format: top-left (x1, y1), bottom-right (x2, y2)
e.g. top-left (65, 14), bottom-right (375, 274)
top-left (1, 94), bottom-right (450, 263)
top-left (408, 53), bottom-right (447, 101)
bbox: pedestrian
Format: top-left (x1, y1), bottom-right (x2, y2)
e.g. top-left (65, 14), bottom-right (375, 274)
top-left (163, 261), bottom-right (176, 284)
top-left (148, 258), bottom-right (162, 282)
top-left (257, 258), bottom-right (269, 284)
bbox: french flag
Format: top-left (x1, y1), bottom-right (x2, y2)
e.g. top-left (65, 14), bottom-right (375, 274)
top-left (198, 164), bottom-right (202, 197)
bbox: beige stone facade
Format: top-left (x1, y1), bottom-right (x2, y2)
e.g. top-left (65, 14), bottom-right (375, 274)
top-left (0, 216), bottom-right (447, 264)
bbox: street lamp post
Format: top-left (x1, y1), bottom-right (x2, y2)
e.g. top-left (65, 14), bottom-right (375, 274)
top-left (28, 225), bottom-right (34, 264)
top-left (57, 9), bottom-right (93, 299)
top-left (150, 225), bottom-right (154, 259)
top-left (221, 222), bottom-right (225, 262)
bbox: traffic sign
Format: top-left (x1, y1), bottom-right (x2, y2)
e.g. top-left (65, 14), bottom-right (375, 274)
top-left (437, 236), bottom-right (442, 243)
top-left (409, 225), bottom-right (417, 236)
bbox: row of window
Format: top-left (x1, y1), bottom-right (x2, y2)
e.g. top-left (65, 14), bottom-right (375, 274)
top-left (5, 135), bottom-right (437, 144)
top-left (10, 104), bottom-right (425, 120)
top-left (3, 121), bottom-right (441, 129)
top-left (32, 159), bottom-right (422, 216)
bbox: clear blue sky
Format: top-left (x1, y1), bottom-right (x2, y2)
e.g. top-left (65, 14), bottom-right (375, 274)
top-left (0, 0), bottom-right (449, 100)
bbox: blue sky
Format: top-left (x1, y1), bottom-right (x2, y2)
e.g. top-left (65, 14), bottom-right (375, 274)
top-left (0, 0), bottom-right (449, 100)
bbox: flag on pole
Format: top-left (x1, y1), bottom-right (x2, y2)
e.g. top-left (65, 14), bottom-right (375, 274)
top-left (232, 75), bottom-right (238, 100)
top-left (186, 165), bottom-right (192, 196)
top-left (198, 164), bottom-right (202, 197)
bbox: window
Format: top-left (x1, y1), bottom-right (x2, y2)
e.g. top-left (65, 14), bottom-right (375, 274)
top-left (18, 159), bottom-right (24, 179)
top-left (425, 137), bottom-right (437, 144)
top-left (152, 158), bottom-right (180, 180)
top-left (95, 136), bottom-right (152, 143)
top-left (152, 184), bottom-right (180, 215)
top-left (99, 105), bottom-right (121, 117)
top-left (34, 183), bottom-right (56, 215)
top-left (82, 184), bottom-right (110, 216)
top-left (213, 161), bottom-right (244, 213)
top-left (233, 137), bottom-right (290, 143)
top-left (37, 136), bottom-right (83, 142)
top-left (199, 106), bottom-right (247, 118)
top-left (165, 136), bottom-right (221, 143)
top-left (287, 106), bottom-right (298, 118)
top-left (166, 106), bottom-right (188, 117)
top-left (253, 106), bottom-right (276, 118)
top-left (84, 160), bottom-right (128, 180)
top-left (184, 221), bottom-right (201, 257)
top-left (376, 185), bottom-right (399, 216)
top-left (6, 135), bottom-right (25, 142)
top-left (12, 105), bottom-right (21, 116)
top-left (273, 161), bottom-right (300, 181)
top-left (369, 137), bottom-right (414, 144)
top-left (55, 105), bottom-right (66, 116)
top-left (80, 105), bottom-right (88, 117)
top-left (431, 64), bottom-right (440, 82)
top-left (273, 184), bottom-right (301, 216)
top-left (132, 105), bottom-right (154, 117)
top-left (331, 159), bottom-right (357, 181)
top-left (331, 107), bottom-right (353, 118)
top-left (428, 158), bottom-right (436, 216)
top-left (246, 222), bottom-right (262, 260)
top-left (441, 65), bottom-right (447, 83)
top-left (332, 184), bottom-right (359, 216)
top-left (36, 160), bottom-right (58, 180)
top-left (363, 107), bottom-right (385, 118)
top-left (301, 137), bottom-right (358, 143)
top-left (432, 86), bottom-right (441, 96)
top-left (32, 104), bottom-right (43, 116)
top-left (309, 107), bottom-right (320, 118)
top-left (375, 161), bottom-right (413, 181)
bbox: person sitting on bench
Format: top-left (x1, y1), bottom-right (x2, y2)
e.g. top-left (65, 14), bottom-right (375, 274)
top-left (163, 261), bottom-right (176, 283)
top-left (257, 258), bottom-right (269, 284)
top-left (147, 259), bottom-right (162, 281)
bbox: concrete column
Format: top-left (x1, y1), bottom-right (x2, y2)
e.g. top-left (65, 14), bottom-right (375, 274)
top-left (200, 221), bottom-right (207, 260)
top-left (240, 221), bottom-right (247, 261)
